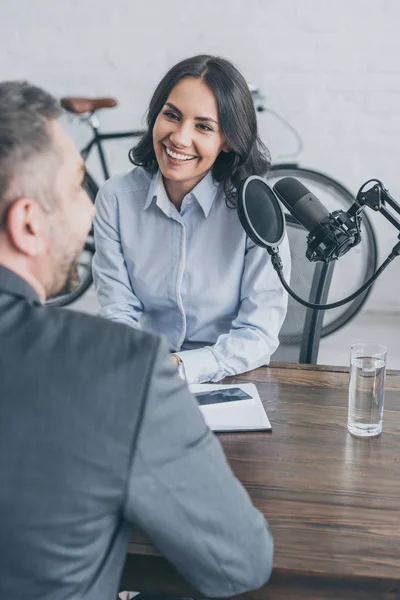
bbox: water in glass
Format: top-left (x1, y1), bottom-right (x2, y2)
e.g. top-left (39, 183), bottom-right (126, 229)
top-left (348, 355), bottom-right (386, 437)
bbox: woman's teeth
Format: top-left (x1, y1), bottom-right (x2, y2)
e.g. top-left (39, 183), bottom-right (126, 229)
top-left (165, 146), bottom-right (196, 161)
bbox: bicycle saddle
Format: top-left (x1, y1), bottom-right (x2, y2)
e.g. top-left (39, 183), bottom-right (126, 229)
top-left (60, 97), bottom-right (118, 114)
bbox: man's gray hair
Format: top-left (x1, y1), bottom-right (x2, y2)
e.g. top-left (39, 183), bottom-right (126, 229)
top-left (0, 81), bottom-right (62, 226)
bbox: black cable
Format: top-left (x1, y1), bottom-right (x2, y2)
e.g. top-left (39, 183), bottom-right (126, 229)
top-left (271, 249), bottom-right (399, 311)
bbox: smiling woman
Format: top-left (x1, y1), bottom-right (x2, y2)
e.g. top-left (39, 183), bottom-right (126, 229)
top-left (92, 55), bottom-right (291, 384)
top-left (151, 78), bottom-right (230, 208)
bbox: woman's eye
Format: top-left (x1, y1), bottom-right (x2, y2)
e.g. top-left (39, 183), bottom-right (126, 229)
top-left (164, 111), bottom-right (179, 120)
top-left (197, 124), bottom-right (213, 132)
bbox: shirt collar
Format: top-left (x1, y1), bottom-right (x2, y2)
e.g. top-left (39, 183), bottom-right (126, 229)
top-left (143, 169), bottom-right (161, 211)
top-left (190, 171), bottom-right (220, 217)
top-left (0, 264), bottom-right (42, 305)
top-left (143, 169), bottom-right (220, 217)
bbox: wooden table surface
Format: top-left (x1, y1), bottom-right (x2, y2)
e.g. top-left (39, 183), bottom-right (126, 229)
top-left (120, 363), bottom-right (400, 599)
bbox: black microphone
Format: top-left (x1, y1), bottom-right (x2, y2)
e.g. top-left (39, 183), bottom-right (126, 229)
top-left (236, 174), bottom-right (400, 311)
top-left (273, 177), bottom-right (361, 262)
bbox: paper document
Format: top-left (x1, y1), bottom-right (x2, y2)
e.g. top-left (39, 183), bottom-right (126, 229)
top-left (189, 382), bottom-right (271, 433)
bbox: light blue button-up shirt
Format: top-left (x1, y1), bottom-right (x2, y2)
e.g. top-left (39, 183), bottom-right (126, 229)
top-left (92, 166), bottom-right (291, 384)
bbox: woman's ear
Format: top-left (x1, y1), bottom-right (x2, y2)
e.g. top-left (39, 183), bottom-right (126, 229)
top-left (221, 142), bottom-right (230, 153)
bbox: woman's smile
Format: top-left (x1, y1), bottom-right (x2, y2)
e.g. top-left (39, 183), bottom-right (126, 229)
top-left (163, 144), bottom-right (198, 166)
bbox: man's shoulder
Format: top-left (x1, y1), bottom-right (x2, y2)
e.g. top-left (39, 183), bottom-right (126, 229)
top-left (40, 305), bottom-right (161, 373)
top-left (49, 304), bottom-right (158, 342)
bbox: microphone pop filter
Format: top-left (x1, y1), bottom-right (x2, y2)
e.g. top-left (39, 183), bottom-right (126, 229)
top-left (237, 176), bottom-right (285, 248)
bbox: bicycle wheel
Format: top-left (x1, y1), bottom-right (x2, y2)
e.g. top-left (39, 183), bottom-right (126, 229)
top-left (46, 171), bottom-right (98, 307)
top-left (266, 164), bottom-right (379, 337)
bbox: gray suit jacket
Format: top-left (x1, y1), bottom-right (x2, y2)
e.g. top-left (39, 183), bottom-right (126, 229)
top-left (0, 265), bottom-right (273, 600)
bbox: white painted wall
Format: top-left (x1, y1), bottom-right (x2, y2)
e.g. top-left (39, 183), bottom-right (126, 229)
top-left (1, 0), bottom-right (400, 313)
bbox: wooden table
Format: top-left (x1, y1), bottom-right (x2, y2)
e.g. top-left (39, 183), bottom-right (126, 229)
top-left (120, 363), bottom-right (400, 599)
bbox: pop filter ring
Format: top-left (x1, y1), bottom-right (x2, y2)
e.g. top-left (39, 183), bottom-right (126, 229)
top-left (237, 176), bottom-right (286, 249)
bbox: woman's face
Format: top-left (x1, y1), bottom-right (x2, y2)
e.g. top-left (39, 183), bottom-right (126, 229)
top-left (153, 77), bottom-right (228, 191)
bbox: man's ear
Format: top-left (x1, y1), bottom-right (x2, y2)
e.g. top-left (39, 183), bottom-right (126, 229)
top-left (5, 198), bottom-right (48, 256)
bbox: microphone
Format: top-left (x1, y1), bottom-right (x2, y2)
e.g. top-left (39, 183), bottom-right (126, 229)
top-left (236, 174), bottom-right (399, 311)
top-left (273, 177), bottom-right (361, 262)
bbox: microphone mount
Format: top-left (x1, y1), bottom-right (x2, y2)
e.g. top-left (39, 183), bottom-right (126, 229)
top-left (306, 209), bottom-right (362, 262)
top-left (306, 179), bottom-right (400, 263)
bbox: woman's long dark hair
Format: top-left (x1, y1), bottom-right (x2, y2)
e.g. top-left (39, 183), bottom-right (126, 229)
top-left (129, 54), bottom-right (270, 206)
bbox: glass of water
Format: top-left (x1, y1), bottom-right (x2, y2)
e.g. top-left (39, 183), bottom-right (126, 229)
top-left (348, 343), bottom-right (387, 438)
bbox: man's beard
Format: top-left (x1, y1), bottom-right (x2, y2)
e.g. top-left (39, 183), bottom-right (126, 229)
top-left (54, 260), bottom-right (80, 297)
top-left (46, 249), bottom-right (81, 300)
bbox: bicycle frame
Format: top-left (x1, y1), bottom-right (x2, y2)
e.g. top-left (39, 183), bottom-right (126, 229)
top-left (80, 112), bottom-right (144, 181)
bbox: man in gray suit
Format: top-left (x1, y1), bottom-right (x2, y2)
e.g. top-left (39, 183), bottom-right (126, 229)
top-left (0, 81), bottom-right (274, 600)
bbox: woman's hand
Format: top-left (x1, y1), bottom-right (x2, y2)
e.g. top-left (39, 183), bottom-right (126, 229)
top-left (171, 354), bottom-right (187, 381)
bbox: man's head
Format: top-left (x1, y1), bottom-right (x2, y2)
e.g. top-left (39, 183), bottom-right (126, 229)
top-left (0, 81), bottom-right (94, 300)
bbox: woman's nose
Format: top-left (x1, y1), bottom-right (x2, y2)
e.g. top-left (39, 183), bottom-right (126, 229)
top-left (169, 123), bottom-right (192, 148)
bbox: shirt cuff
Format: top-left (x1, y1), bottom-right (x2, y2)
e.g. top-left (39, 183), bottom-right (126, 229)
top-left (174, 347), bottom-right (221, 384)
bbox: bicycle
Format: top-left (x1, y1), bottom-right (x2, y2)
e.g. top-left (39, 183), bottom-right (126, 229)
top-left (49, 91), bottom-right (378, 339)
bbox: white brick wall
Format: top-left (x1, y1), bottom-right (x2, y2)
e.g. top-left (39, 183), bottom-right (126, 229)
top-left (1, 0), bottom-right (400, 312)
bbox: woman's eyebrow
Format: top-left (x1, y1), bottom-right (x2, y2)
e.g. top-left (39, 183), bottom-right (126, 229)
top-left (165, 102), bottom-right (218, 125)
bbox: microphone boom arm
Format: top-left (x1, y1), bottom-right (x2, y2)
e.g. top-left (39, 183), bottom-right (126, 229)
top-left (352, 179), bottom-right (400, 233)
